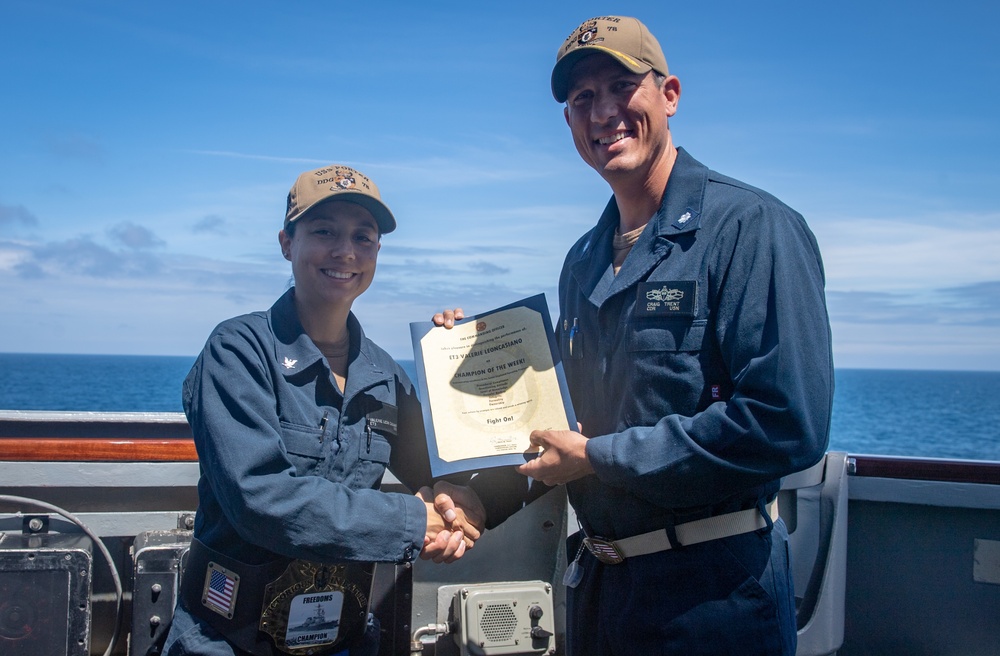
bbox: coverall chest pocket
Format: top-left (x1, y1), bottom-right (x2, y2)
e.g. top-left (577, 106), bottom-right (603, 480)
top-left (625, 319), bottom-right (709, 424)
top-left (279, 421), bottom-right (326, 476)
top-left (628, 319), bottom-right (708, 353)
top-left (358, 431), bottom-right (392, 463)
top-left (353, 403), bottom-right (396, 485)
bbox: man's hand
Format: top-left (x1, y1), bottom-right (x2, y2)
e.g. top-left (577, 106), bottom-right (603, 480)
top-left (431, 308), bottom-right (465, 329)
top-left (516, 428), bottom-right (594, 486)
top-left (418, 486), bottom-right (468, 563)
top-left (417, 481), bottom-right (486, 563)
top-left (430, 480), bottom-right (486, 536)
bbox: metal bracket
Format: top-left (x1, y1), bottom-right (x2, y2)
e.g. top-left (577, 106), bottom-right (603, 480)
top-left (22, 514), bottom-right (49, 534)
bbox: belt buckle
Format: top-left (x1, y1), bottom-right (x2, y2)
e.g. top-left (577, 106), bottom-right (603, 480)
top-left (583, 537), bottom-right (625, 565)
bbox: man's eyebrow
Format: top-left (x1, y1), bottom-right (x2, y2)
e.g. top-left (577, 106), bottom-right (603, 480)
top-left (569, 70), bottom-right (642, 89)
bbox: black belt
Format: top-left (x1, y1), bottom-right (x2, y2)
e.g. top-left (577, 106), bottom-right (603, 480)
top-left (181, 538), bottom-right (291, 656)
top-left (181, 539), bottom-right (375, 655)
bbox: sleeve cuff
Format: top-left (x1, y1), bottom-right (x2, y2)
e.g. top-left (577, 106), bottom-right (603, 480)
top-left (585, 433), bottom-right (620, 485)
top-left (400, 492), bottom-right (427, 561)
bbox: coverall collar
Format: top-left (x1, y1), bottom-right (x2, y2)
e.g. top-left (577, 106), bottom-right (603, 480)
top-left (570, 147), bottom-right (709, 308)
top-left (268, 288), bottom-right (392, 397)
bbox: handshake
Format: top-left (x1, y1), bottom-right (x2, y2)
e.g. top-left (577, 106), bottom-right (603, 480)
top-left (416, 481), bottom-right (486, 564)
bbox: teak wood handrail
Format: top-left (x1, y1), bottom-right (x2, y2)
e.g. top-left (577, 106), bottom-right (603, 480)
top-left (0, 438), bottom-right (198, 462)
top-left (851, 454), bottom-right (1000, 485)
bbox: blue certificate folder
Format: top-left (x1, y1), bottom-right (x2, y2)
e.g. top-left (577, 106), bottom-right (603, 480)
top-left (409, 294), bottom-right (577, 477)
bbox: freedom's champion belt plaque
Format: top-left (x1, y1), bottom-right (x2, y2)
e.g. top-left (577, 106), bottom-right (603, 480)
top-left (258, 560), bottom-right (374, 655)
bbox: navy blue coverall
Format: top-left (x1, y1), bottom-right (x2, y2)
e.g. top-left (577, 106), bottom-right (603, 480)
top-left (559, 148), bottom-right (834, 655)
top-left (164, 288), bottom-right (431, 656)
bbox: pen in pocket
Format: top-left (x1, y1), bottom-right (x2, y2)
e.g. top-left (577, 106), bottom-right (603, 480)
top-left (319, 411), bottom-right (329, 441)
top-left (569, 317), bottom-right (580, 358)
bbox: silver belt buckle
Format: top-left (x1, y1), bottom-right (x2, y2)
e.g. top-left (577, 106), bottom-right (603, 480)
top-left (583, 537), bottom-right (625, 565)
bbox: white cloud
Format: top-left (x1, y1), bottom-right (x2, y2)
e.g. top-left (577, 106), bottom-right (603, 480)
top-left (831, 321), bottom-right (1000, 371)
top-left (0, 242), bottom-right (33, 270)
top-left (192, 214), bottom-right (228, 235)
top-left (108, 222), bottom-right (166, 250)
top-left (814, 216), bottom-right (1000, 293)
top-left (45, 132), bottom-right (104, 161)
top-left (0, 204), bottom-right (39, 229)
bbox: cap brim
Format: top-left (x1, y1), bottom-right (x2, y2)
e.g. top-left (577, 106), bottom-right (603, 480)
top-left (551, 47), bottom-right (654, 102)
top-left (287, 194), bottom-right (396, 234)
top-left (345, 194), bottom-right (396, 234)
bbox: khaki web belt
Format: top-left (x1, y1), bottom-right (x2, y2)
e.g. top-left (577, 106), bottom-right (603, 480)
top-left (583, 499), bottom-right (779, 565)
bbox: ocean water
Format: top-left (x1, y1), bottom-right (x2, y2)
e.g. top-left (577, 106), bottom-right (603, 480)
top-left (0, 353), bottom-right (197, 413)
top-left (1, 353), bottom-right (998, 462)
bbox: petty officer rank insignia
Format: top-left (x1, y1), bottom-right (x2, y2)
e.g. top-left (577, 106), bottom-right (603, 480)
top-left (638, 281), bottom-right (697, 317)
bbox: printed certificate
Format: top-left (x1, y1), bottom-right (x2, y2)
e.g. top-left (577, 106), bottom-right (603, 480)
top-left (409, 294), bottom-right (576, 477)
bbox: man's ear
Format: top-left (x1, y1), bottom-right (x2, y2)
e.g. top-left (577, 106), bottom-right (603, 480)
top-left (662, 75), bottom-right (681, 117)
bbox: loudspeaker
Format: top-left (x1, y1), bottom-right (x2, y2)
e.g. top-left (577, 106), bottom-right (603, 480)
top-left (451, 581), bottom-right (555, 656)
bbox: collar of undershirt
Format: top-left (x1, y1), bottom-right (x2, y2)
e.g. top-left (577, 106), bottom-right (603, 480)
top-left (612, 223), bottom-right (647, 274)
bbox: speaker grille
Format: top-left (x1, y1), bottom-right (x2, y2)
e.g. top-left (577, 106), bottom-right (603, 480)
top-left (480, 602), bottom-right (517, 643)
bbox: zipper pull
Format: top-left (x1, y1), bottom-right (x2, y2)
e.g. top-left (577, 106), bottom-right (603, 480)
top-left (365, 418), bottom-right (372, 454)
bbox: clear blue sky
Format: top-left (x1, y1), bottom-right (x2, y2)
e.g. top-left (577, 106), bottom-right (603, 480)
top-left (2, 1), bottom-right (998, 370)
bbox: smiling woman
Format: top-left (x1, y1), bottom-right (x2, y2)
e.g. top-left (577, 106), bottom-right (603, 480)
top-left (160, 164), bottom-right (486, 656)
top-left (275, 166), bottom-right (396, 393)
top-left (280, 202), bottom-right (381, 382)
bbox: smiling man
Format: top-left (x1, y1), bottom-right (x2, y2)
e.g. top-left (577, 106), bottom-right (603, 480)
top-left (517, 15), bottom-right (835, 655)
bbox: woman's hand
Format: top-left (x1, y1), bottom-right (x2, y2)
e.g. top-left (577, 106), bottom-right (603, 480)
top-left (417, 481), bottom-right (486, 563)
top-left (431, 308), bottom-right (465, 329)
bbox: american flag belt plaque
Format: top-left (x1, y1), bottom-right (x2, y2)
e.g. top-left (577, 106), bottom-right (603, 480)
top-left (202, 561), bottom-right (241, 619)
top-left (583, 537), bottom-right (625, 565)
top-left (258, 559), bottom-right (374, 655)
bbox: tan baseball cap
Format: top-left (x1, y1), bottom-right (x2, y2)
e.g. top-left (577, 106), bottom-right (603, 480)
top-left (551, 16), bottom-right (669, 103)
top-left (284, 164), bottom-right (396, 234)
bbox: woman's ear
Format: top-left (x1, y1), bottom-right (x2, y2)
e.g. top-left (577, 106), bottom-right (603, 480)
top-left (278, 229), bottom-right (292, 261)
